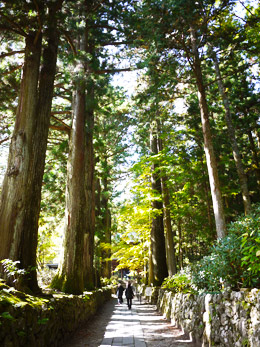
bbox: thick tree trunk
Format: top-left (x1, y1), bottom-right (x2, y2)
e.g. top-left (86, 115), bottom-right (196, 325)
top-left (190, 27), bottom-right (226, 239)
top-left (157, 128), bottom-right (177, 276)
top-left (0, 2), bottom-right (61, 292)
top-left (54, 81), bottom-right (87, 294)
top-left (0, 34), bottom-right (41, 292)
top-left (149, 123), bottom-right (168, 286)
top-left (211, 50), bottom-right (251, 215)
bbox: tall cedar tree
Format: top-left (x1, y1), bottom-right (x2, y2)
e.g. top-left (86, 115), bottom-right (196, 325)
top-left (0, 0), bottom-right (63, 293)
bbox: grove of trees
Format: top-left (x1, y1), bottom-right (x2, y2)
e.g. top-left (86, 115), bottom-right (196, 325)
top-left (0, 0), bottom-right (260, 294)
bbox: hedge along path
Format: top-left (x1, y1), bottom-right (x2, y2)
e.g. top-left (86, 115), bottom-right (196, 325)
top-left (64, 295), bottom-right (199, 347)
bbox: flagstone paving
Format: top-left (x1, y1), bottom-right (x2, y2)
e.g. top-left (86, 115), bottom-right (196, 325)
top-left (63, 296), bottom-right (199, 347)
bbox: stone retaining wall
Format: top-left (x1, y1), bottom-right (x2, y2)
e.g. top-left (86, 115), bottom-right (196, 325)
top-left (0, 287), bottom-right (111, 347)
top-left (157, 288), bottom-right (260, 347)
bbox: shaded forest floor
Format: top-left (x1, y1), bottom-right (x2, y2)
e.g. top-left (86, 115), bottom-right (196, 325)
top-left (62, 295), bottom-right (199, 347)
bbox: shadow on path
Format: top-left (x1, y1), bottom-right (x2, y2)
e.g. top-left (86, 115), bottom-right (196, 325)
top-left (62, 296), bottom-right (200, 347)
top-left (136, 302), bottom-right (200, 347)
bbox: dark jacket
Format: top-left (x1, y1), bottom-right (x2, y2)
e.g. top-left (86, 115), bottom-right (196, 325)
top-left (125, 285), bottom-right (134, 299)
top-left (117, 285), bottom-right (124, 297)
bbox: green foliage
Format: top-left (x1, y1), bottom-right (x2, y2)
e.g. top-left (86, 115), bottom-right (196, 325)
top-left (191, 233), bottom-right (243, 292)
top-left (163, 204), bottom-right (260, 293)
top-left (229, 204), bottom-right (260, 288)
top-left (162, 268), bottom-right (196, 294)
top-left (192, 204), bottom-right (260, 291)
top-left (100, 276), bottom-right (118, 287)
top-left (1, 312), bottom-right (15, 321)
top-left (37, 318), bottom-right (49, 325)
top-left (0, 259), bottom-right (26, 285)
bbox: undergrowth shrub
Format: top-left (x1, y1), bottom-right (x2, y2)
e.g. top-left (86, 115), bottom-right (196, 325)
top-left (191, 233), bottom-right (243, 292)
top-left (229, 204), bottom-right (260, 288)
top-left (162, 268), bottom-right (196, 293)
top-left (163, 204), bottom-right (260, 293)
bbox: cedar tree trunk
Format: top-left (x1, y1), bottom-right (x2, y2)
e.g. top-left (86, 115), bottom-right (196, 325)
top-left (157, 127), bottom-right (177, 276)
top-left (190, 26), bottom-right (226, 239)
top-left (149, 123), bottom-right (168, 286)
top-left (0, 1), bottom-right (61, 292)
top-left (211, 49), bottom-right (251, 215)
top-left (83, 81), bottom-right (95, 289)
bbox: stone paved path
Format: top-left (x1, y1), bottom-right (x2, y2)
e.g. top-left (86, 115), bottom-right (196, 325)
top-left (63, 296), bottom-right (199, 347)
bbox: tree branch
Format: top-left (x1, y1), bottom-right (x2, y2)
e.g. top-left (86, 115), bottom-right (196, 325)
top-left (61, 30), bottom-right (77, 56)
top-left (51, 114), bottom-right (71, 135)
top-left (32, 0), bottom-right (42, 45)
top-left (0, 50), bottom-right (25, 59)
top-left (49, 125), bottom-right (71, 134)
top-left (90, 24), bottom-right (125, 33)
top-left (0, 136), bottom-right (10, 145)
top-left (99, 41), bottom-right (133, 46)
top-left (95, 67), bottom-right (137, 74)
top-left (0, 11), bottom-right (27, 37)
top-left (2, 65), bottom-right (23, 76)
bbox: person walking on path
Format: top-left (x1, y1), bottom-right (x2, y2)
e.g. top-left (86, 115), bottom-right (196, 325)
top-left (125, 281), bottom-right (134, 309)
top-left (116, 282), bottom-right (125, 304)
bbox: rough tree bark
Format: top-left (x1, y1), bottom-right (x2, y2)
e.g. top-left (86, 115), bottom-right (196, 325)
top-left (54, 75), bottom-right (87, 294)
top-left (0, 1), bottom-right (61, 292)
top-left (157, 123), bottom-right (177, 276)
top-left (52, 25), bottom-right (90, 294)
top-left (149, 122), bottom-right (168, 286)
top-left (211, 49), bottom-right (251, 215)
top-left (83, 83), bottom-right (95, 289)
top-left (190, 26), bottom-right (226, 239)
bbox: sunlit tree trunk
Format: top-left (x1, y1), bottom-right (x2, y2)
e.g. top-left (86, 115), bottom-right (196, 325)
top-left (211, 49), bottom-right (251, 215)
top-left (190, 26), bottom-right (226, 239)
top-left (0, 34), bottom-right (41, 292)
top-left (53, 30), bottom-right (87, 294)
top-left (0, 1), bottom-right (61, 292)
top-left (149, 122), bottom-right (168, 286)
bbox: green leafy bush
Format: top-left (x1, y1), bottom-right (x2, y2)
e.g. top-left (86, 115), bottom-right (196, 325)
top-left (192, 204), bottom-right (260, 292)
top-left (163, 204), bottom-right (260, 294)
top-left (229, 204), bottom-right (260, 288)
top-left (191, 233), bottom-right (243, 292)
top-left (100, 276), bottom-right (119, 287)
top-left (162, 268), bottom-right (196, 293)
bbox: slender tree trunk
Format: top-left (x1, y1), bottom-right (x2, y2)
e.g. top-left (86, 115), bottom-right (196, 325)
top-left (0, 2), bottom-right (61, 292)
top-left (190, 26), bottom-right (226, 239)
top-left (149, 123), bottom-right (168, 286)
top-left (157, 125), bottom-right (177, 276)
top-left (177, 219), bottom-right (183, 269)
top-left (247, 129), bottom-right (260, 186)
top-left (203, 172), bottom-right (215, 236)
top-left (161, 176), bottom-right (177, 276)
top-left (211, 49), bottom-right (251, 215)
top-left (101, 162), bottom-right (112, 279)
